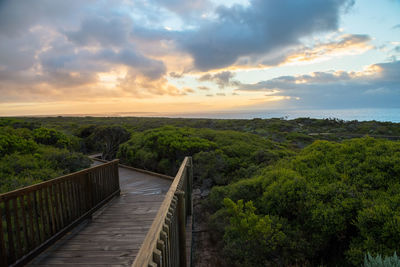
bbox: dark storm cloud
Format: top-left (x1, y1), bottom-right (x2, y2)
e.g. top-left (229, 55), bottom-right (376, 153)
top-left (179, 0), bottom-right (354, 70)
top-left (238, 60), bottom-right (400, 109)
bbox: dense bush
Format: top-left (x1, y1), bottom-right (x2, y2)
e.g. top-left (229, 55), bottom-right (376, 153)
top-left (210, 137), bottom-right (400, 266)
top-left (118, 126), bottom-right (292, 184)
top-left (0, 123), bottom-right (91, 193)
top-left (33, 127), bottom-right (73, 149)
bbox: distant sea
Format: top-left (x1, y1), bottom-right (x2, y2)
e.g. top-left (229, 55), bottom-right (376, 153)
top-left (28, 108), bottom-right (400, 123)
top-left (112, 108), bottom-right (400, 123)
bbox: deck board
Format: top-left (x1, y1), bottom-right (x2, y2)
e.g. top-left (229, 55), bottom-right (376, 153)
top-left (28, 161), bottom-right (172, 266)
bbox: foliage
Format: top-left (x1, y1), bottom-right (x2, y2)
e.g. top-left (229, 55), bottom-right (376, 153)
top-left (33, 127), bottom-right (76, 149)
top-left (118, 126), bottom-right (292, 184)
top-left (363, 252), bottom-right (400, 267)
top-left (92, 126), bottom-right (131, 160)
top-left (222, 198), bottom-right (288, 267)
top-left (0, 127), bottom-right (37, 157)
top-left (0, 123), bottom-right (91, 193)
top-left (4, 116), bottom-right (400, 266)
top-left (211, 137), bottom-right (400, 266)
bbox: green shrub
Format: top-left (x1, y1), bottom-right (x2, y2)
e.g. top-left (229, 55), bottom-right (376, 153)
top-left (363, 252), bottom-right (400, 267)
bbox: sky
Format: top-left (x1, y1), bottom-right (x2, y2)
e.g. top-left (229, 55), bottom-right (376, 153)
top-left (0, 0), bottom-right (399, 116)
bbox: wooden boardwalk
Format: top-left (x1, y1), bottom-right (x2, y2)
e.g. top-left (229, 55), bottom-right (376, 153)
top-left (28, 161), bottom-right (172, 266)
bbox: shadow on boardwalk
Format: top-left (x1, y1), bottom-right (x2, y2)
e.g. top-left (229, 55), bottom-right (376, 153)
top-left (28, 160), bottom-right (172, 266)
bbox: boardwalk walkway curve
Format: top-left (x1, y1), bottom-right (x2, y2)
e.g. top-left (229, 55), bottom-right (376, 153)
top-left (0, 157), bottom-right (193, 267)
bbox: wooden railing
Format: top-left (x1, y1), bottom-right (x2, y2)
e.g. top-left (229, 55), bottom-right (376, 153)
top-left (132, 156), bottom-right (193, 267)
top-left (0, 160), bottom-right (120, 267)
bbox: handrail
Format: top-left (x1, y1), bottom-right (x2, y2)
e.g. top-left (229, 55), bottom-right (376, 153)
top-left (132, 156), bottom-right (193, 267)
top-left (0, 160), bottom-right (120, 267)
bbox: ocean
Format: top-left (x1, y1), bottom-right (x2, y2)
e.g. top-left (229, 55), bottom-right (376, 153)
top-left (28, 108), bottom-right (400, 123)
top-left (121, 108), bottom-right (400, 123)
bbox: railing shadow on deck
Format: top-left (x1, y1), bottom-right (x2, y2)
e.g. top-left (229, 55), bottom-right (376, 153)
top-left (132, 156), bottom-right (193, 267)
top-left (0, 160), bottom-right (120, 267)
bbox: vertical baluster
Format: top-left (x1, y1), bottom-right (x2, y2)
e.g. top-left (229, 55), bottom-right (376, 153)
top-left (161, 228), bottom-right (170, 267)
top-left (94, 170), bottom-right (98, 206)
top-left (94, 170), bottom-right (98, 207)
top-left (164, 219), bottom-right (172, 267)
top-left (33, 191), bottom-right (42, 243)
top-left (60, 182), bottom-right (69, 225)
top-left (99, 167), bottom-right (103, 202)
top-left (176, 191), bottom-right (187, 267)
top-left (104, 166), bottom-right (108, 197)
top-left (115, 161), bottom-right (120, 192)
top-left (49, 185), bottom-right (58, 234)
top-left (56, 183), bottom-right (64, 229)
top-left (20, 195), bottom-right (29, 253)
top-left (85, 172), bottom-right (92, 212)
top-left (12, 197), bottom-right (22, 259)
top-left (0, 201), bottom-right (8, 266)
top-left (153, 248), bottom-right (162, 266)
top-left (65, 180), bottom-right (73, 223)
top-left (157, 239), bottom-right (166, 267)
top-left (103, 166), bottom-right (108, 197)
top-left (27, 192), bottom-right (37, 249)
top-left (37, 190), bottom-right (45, 243)
top-left (77, 175), bottom-right (85, 215)
top-left (71, 179), bottom-right (78, 220)
top-left (43, 186), bottom-right (51, 240)
top-left (104, 166), bottom-right (108, 198)
top-left (4, 199), bottom-right (16, 264)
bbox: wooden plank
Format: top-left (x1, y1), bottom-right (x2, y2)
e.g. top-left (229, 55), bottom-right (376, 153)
top-left (47, 186), bottom-right (56, 236)
top-left (20, 194), bottom-right (30, 252)
top-left (12, 197), bottom-right (23, 259)
top-left (132, 157), bottom-right (190, 267)
top-left (5, 199), bottom-right (16, 263)
top-left (0, 160), bottom-right (119, 201)
top-left (0, 206), bottom-right (8, 266)
top-left (39, 188), bottom-right (48, 242)
top-left (33, 191), bottom-right (42, 244)
top-left (56, 183), bottom-right (64, 230)
top-left (20, 160), bottom-right (175, 267)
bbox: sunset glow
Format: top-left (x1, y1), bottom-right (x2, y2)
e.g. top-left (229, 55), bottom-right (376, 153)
top-left (0, 0), bottom-right (399, 116)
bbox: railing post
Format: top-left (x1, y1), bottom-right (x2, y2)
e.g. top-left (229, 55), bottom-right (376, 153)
top-left (114, 160), bottom-right (120, 192)
top-left (175, 190), bottom-right (187, 267)
top-left (187, 157), bottom-right (193, 216)
top-left (85, 172), bottom-right (93, 213)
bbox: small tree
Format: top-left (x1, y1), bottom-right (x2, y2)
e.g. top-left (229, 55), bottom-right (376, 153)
top-left (92, 126), bottom-right (130, 160)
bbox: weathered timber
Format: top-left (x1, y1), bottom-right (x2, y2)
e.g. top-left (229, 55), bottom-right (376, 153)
top-left (132, 157), bottom-right (193, 267)
top-left (27, 160), bottom-right (172, 267)
top-left (0, 160), bottom-right (120, 267)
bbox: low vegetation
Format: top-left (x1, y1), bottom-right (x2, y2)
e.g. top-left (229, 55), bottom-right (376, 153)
top-left (0, 119), bottom-right (91, 193)
top-left (2, 116), bottom-right (400, 266)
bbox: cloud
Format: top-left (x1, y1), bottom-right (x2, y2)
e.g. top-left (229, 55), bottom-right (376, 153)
top-left (65, 15), bottom-right (132, 46)
top-left (393, 24), bottom-right (400, 29)
top-left (198, 71), bottom-right (239, 88)
top-left (182, 87), bottom-right (195, 94)
top-left (179, 0), bottom-right (354, 70)
top-left (169, 72), bottom-right (184, 78)
top-left (152, 0), bottom-right (211, 17)
top-left (198, 86), bottom-right (210, 91)
top-left (0, 0), bottom-right (82, 37)
top-left (280, 34), bottom-right (373, 65)
top-left (237, 60), bottom-right (400, 108)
